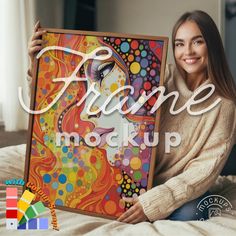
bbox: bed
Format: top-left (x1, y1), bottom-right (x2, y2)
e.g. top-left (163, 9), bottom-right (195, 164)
top-left (0, 144), bottom-right (236, 236)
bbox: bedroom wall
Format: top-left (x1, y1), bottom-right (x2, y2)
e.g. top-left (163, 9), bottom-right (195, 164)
top-left (225, 9), bottom-right (236, 82)
top-left (97, 0), bottom-right (224, 63)
top-left (34, 0), bottom-right (64, 28)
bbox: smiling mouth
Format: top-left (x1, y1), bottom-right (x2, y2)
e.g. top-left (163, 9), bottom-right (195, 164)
top-left (183, 58), bottom-right (200, 65)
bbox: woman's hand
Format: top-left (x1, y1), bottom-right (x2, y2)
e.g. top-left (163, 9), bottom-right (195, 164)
top-left (117, 197), bottom-right (149, 224)
top-left (27, 21), bottom-right (47, 76)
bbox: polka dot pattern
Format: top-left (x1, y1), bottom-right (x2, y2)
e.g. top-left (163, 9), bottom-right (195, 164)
top-left (103, 37), bottom-right (163, 116)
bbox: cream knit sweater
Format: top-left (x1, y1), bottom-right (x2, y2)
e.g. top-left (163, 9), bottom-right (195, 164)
top-left (138, 64), bottom-right (236, 222)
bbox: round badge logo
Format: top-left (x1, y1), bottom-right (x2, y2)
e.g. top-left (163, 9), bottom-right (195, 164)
top-left (196, 194), bottom-right (234, 220)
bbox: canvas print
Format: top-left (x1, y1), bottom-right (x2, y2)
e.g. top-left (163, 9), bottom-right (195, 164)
top-left (24, 29), bottom-right (168, 218)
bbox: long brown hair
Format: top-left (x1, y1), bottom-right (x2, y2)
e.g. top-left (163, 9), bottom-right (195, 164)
top-left (172, 10), bottom-right (236, 103)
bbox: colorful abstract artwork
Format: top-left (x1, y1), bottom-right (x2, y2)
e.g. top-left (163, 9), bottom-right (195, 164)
top-left (24, 29), bottom-right (168, 218)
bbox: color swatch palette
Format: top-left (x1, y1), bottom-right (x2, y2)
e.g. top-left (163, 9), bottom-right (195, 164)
top-left (5, 187), bottom-right (49, 230)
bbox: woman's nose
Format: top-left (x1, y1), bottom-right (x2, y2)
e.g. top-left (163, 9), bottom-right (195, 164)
top-left (184, 44), bottom-right (194, 55)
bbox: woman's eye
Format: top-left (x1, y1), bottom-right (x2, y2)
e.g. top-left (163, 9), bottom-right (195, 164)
top-left (89, 60), bottom-right (116, 85)
top-left (175, 42), bottom-right (184, 47)
top-left (193, 40), bottom-right (204, 45)
top-left (97, 61), bottom-right (115, 81)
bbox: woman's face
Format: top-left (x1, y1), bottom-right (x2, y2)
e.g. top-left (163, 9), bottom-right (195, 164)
top-left (174, 20), bottom-right (208, 78)
top-left (80, 55), bottom-right (135, 166)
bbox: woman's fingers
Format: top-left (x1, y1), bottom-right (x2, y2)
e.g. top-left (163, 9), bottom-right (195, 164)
top-left (34, 20), bottom-right (41, 33)
top-left (122, 197), bottom-right (137, 203)
top-left (31, 39), bottom-right (46, 47)
top-left (117, 198), bottom-right (148, 224)
top-left (129, 216), bottom-right (144, 224)
top-left (28, 38), bottom-right (47, 54)
top-left (28, 29), bottom-right (47, 58)
top-left (117, 205), bottom-right (136, 221)
top-left (28, 21), bottom-right (45, 74)
top-left (32, 30), bottom-right (47, 41)
top-left (28, 45), bottom-right (43, 56)
top-left (122, 211), bottom-right (140, 223)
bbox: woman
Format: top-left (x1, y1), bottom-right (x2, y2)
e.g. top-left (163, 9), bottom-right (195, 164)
top-left (117, 10), bottom-right (236, 223)
top-left (28, 10), bottom-right (236, 222)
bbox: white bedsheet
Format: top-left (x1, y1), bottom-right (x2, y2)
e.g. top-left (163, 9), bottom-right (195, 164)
top-left (0, 144), bottom-right (235, 236)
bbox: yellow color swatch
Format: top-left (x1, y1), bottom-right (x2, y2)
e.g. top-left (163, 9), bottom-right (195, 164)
top-left (17, 190), bottom-right (35, 221)
top-left (21, 190), bottom-right (35, 202)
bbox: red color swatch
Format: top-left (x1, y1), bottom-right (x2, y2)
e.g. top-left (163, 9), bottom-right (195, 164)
top-left (6, 210), bottom-right (17, 218)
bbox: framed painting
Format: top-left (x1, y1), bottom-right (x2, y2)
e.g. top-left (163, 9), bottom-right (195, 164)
top-left (23, 28), bottom-right (168, 219)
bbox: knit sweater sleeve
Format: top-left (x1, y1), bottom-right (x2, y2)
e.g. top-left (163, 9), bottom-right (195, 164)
top-left (138, 100), bottom-right (236, 222)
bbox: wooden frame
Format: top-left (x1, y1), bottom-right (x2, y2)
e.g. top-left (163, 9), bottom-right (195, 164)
top-left (24, 28), bottom-right (168, 219)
